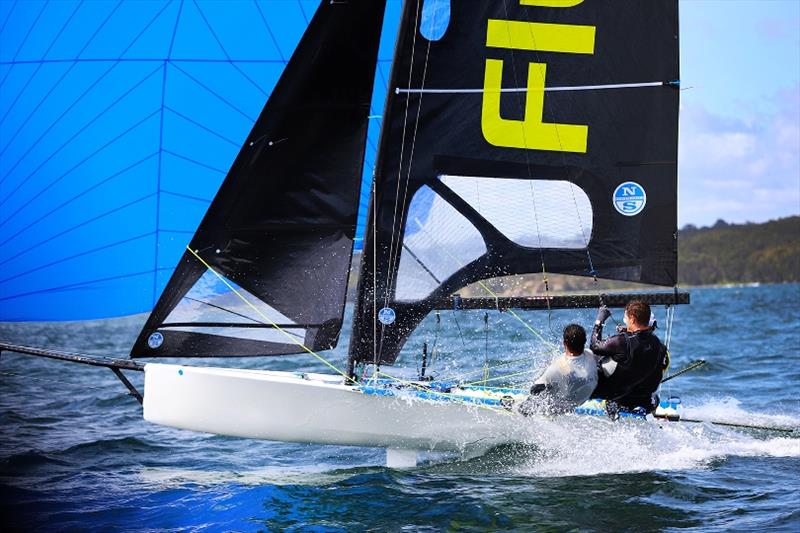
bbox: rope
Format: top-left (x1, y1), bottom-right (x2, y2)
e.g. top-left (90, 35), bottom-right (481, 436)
top-left (464, 368), bottom-right (536, 387)
top-left (411, 217), bottom-right (559, 353)
top-left (429, 311), bottom-right (441, 369)
top-left (385, 25), bottom-right (435, 297)
top-left (371, 371), bottom-right (512, 416)
top-left (382, 0), bottom-right (422, 305)
top-left (186, 246), bottom-right (356, 383)
top-left (447, 356), bottom-right (532, 383)
top-left (451, 310), bottom-right (467, 348)
top-left (661, 359), bottom-right (706, 384)
top-left (482, 312), bottom-right (490, 385)
top-left (527, 180), bottom-right (554, 332)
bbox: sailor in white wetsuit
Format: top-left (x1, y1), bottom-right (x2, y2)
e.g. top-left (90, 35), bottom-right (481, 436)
top-left (519, 324), bottom-right (598, 416)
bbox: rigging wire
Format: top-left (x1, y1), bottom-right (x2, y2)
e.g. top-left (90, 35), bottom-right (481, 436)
top-left (429, 310), bottom-right (441, 369)
top-left (451, 309), bottom-right (467, 348)
top-left (662, 302), bottom-right (677, 399)
top-left (412, 217), bottom-right (560, 353)
top-left (385, 27), bottom-right (435, 296)
top-left (376, 0), bottom-right (433, 365)
top-left (382, 0), bottom-right (423, 306)
top-left (186, 246), bottom-right (357, 383)
top-left (464, 368), bottom-right (536, 387)
top-left (482, 312), bottom-right (490, 384)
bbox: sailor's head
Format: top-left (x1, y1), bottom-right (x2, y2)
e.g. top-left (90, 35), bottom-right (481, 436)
top-left (563, 324), bottom-right (586, 355)
top-left (624, 300), bottom-right (651, 331)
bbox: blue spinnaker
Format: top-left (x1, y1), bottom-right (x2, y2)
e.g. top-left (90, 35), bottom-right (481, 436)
top-left (0, 0), bottom-right (401, 321)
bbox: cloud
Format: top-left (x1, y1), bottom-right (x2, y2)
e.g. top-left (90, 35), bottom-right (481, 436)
top-left (678, 85), bottom-right (800, 226)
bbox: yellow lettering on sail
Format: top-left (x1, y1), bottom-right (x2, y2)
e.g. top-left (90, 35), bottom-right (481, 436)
top-left (520, 0), bottom-right (585, 7)
top-left (486, 20), bottom-right (595, 54)
top-left (481, 59), bottom-right (588, 153)
top-left (481, 10), bottom-right (596, 153)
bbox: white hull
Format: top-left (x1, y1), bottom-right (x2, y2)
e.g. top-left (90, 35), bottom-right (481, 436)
top-left (143, 363), bottom-right (531, 452)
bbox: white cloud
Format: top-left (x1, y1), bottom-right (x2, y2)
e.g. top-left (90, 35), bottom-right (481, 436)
top-left (678, 85), bottom-right (800, 226)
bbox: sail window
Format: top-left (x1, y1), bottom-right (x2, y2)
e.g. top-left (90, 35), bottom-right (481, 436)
top-left (160, 326), bottom-right (305, 344)
top-left (440, 176), bottom-right (593, 249)
top-left (395, 185), bottom-right (486, 301)
top-left (162, 269), bottom-right (307, 341)
top-left (420, 0), bottom-right (450, 41)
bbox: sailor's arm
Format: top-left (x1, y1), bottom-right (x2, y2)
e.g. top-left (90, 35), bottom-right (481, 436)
top-left (591, 329), bottom-right (623, 355)
top-left (590, 305), bottom-right (611, 353)
top-left (590, 306), bottom-right (630, 364)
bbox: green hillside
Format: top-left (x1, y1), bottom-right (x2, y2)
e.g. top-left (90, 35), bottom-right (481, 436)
top-left (678, 216), bottom-right (800, 285)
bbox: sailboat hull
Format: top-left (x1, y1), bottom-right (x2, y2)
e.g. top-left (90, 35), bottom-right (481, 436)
top-left (143, 363), bottom-right (530, 452)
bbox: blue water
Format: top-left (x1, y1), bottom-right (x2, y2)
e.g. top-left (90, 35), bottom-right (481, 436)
top-left (1, 284), bottom-right (799, 531)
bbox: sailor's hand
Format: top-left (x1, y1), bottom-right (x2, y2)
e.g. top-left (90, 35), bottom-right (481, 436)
top-left (595, 305), bottom-right (611, 325)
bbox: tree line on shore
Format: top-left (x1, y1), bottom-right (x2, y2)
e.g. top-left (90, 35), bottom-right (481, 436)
top-left (678, 216), bottom-right (799, 286)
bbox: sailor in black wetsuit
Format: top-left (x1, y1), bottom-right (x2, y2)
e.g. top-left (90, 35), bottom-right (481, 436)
top-left (590, 300), bottom-right (669, 414)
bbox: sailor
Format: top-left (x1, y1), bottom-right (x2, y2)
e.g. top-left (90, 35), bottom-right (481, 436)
top-left (590, 301), bottom-right (669, 413)
top-left (519, 324), bottom-right (598, 416)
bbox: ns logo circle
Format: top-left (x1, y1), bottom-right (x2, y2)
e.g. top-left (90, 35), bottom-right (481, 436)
top-left (612, 181), bottom-right (647, 216)
top-left (378, 307), bottom-right (396, 325)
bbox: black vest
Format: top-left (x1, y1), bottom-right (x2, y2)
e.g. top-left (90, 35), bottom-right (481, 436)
top-left (594, 330), bottom-right (668, 409)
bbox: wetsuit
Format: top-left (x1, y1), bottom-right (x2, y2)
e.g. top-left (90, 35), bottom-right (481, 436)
top-left (590, 324), bottom-right (668, 412)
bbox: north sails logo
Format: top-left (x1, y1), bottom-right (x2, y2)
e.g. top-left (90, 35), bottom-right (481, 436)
top-left (613, 181), bottom-right (647, 216)
top-left (378, 307), bottom-right (396, 325)
top-left (147, 332), bottom-right (164, 349)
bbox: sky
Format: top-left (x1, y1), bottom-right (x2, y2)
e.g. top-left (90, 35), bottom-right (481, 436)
top-left (678, 0), bottom-right (800, 227)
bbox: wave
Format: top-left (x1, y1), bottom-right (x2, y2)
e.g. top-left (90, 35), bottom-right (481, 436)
top-left (494, 398), bottom-right (800, 478)
top-left (0, 450), bottom-right (68, 472)
top-left (61, 436), bottom-right (169, 456)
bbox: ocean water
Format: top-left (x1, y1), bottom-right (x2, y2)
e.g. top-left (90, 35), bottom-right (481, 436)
top-left (1, 284), bottom-right (798, 531)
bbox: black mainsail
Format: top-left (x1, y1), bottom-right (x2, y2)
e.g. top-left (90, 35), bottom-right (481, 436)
top-left (350, 1), bottom-right (681, 366)
top-left (131, 1), bottom-right (386, 358)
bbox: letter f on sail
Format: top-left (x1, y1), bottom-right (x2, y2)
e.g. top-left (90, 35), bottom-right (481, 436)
top-left (481, 2), bottom-right (595, 153)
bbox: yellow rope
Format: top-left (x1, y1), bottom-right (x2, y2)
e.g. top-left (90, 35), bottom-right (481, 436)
top-left (186, 246), bottom-right (356, 383)
top-left (464, 369), bottom-right (536, 387)
top-left (446, 356), bottom-right (530, 382)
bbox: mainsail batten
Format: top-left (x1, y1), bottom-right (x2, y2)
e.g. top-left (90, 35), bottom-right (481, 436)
top-left (131, 1), bottom-right (387, 358)
top-left (350, 1), bottom-right (680, 365)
